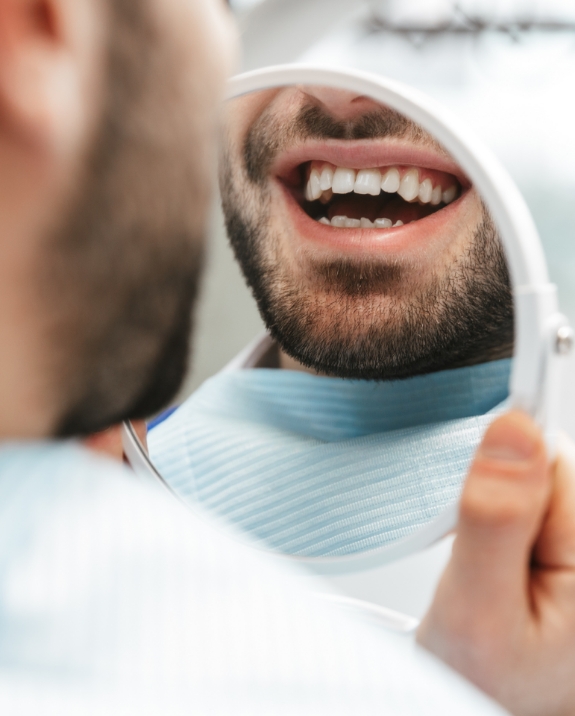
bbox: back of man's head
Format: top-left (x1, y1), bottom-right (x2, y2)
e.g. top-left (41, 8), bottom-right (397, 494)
top-left (0, 0), bottom-right (235, 439)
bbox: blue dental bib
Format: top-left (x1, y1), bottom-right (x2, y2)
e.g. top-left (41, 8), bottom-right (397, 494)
top-left (149, 360), bottom-right (510, 557)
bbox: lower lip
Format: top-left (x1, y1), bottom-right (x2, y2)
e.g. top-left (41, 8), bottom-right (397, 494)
top-left (278, 181), bottom-right (469, 258)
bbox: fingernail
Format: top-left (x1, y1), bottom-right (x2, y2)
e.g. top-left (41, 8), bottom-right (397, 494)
top-left (480, 422), bottom-right (539, 462)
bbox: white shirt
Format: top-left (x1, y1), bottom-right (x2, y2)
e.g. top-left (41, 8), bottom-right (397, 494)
top-left (0, 440), bottom-right (507, 715)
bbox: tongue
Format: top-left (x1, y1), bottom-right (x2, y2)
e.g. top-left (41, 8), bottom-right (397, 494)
top-left (327, 194), bottom-right (437, 224)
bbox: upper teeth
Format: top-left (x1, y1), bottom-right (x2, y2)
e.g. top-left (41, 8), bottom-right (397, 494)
top-left (305, 164), bottom-right (458, 206)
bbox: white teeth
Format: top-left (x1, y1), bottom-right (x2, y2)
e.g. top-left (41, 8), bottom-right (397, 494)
top-left (381, 168), bottom-right (401, 193)
top-left (305, 168), bottom-right (322, 201)
top-left (319, 165), bottom-right (334, 192)
top-left (332, 167), bottom-right (357, 194)
top-left (442, 186), bottom-right (457, 204)
top-left (398, 168), bottom-right (420, 202)
top-left (304, 162), bottom-right (459, 218)
top-left (354, 169), bottom-right (382, 196)
top-left (430, 185), bottom-right (442, 205)
top-left (331, 215), bottom-right (347, 227)
top-left (319, 215), bottom-right (399, 229)
top-left (418, 178), bottom-right (433, 204)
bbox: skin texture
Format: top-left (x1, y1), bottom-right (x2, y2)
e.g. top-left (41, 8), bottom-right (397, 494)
top-left (0, 0), bottom-right (236, 439)
top-left (419, 412), bottom-right (575, 716)
top-left (221, 86), bottom-right (514, 380)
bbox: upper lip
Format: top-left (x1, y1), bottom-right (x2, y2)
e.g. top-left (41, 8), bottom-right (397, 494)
top-left (273, 139), bottom-right (470, 188)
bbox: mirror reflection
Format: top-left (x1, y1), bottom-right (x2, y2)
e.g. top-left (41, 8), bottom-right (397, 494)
top-left (147, 84), bottom-right (514, 558)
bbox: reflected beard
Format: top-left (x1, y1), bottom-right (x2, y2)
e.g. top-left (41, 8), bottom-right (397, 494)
top-left (223, 186), bottom-right (514, 381)
top-left (222, 97), bottom-right (514, 380)
top-left (51, 1), bottom-right (207, 437)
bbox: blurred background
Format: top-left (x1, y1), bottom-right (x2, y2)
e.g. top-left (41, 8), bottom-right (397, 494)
top-left (182, 0), bottom-right (575, 433)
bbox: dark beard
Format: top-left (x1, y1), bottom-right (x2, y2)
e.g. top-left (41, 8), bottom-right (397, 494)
top-left (52, 0), bottom-right (207, 436)
top-left (225, 202), bottom-right (512, 379)
top-left (221, 98), bottom-right (514, 380)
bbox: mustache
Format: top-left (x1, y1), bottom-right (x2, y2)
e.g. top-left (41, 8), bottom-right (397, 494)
top-left (243, 101), bottom-right (437, 186)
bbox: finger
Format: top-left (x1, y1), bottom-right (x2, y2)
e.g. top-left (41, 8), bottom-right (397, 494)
top-left (450, 411), bottom-right (550, 608)
top-left (533, 432), bottom-right (575, 570)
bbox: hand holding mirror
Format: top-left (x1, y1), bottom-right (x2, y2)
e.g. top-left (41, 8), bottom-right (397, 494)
top-left (123, 66), bottom-right (572, 629)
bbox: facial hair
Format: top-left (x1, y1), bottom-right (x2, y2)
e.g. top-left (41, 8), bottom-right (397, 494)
top-left (51, 0), bottom-right (210, 436)
top-left (221, 100), bottom-right (514, 381)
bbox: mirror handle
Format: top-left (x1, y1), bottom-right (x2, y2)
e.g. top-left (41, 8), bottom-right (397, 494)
top-left (511, 285), bottom-right (572, 456)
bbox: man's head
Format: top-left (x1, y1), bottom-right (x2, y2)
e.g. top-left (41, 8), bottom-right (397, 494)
top-left (0, 0), bottom-right (235, 438)
top-left (221, 86), bottom-right (513, 380)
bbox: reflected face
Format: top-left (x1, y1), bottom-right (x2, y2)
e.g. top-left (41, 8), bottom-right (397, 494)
top-left (221, 87), bottom-right (514, 379)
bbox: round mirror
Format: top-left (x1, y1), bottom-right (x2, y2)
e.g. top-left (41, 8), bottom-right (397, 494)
top-left (124, 66), bottom-right (570, 629)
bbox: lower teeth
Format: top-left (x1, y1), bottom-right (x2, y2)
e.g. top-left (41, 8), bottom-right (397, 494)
top-left (319, 216), bottom-right (403, 229)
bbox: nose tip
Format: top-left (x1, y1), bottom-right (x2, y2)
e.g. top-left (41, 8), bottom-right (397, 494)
top-left (300, 86), bottom-right (382, 121)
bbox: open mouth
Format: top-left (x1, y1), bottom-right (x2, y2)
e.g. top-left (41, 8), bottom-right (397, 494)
top-left (287, 161), bottom-right (463, 229)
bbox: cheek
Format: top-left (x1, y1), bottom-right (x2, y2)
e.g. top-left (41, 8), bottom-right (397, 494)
top-left (453, 191), bottom-right (484, 240)
top-left (154, 0), bottom-right (238, 133)
top-left (190, 0), bottom-right (238, 96)
top-left (415, 192), bottom-right (486, 271)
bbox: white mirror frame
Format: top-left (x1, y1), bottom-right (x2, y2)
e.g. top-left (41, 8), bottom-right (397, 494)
top-left (123, 64), bottom-right (571, 576)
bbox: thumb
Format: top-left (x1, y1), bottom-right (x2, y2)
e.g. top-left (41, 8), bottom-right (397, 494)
top-left (451, 411), bottom-right (550, 608)
top-left (532, 432), bottom-right (575, 571)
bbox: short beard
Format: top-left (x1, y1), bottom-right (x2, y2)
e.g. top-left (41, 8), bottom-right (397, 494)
top-left (222, 155), bottom-right (513, 380)
top-left (50, 0), bottom-right (208, 437)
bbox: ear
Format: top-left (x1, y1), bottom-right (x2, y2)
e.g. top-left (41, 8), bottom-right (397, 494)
top-left (0, 0), bottom-right (105, 155)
